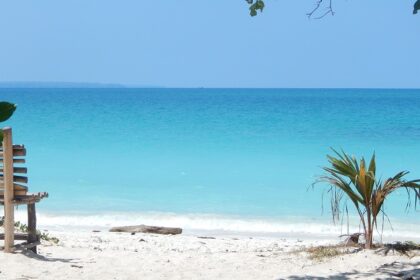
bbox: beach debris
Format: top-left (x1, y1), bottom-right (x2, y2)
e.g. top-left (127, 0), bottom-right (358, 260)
top-left (70, 265), bottom-right (83, 269)
top-left (109, 225), bottom-right (182, 235)
top-left (378, 242), bottom-right (420, 258)
top-left (20, 275), bottom-right (37, 279)
top-left (340, 233), bottom-right (362, 246)
top-left (291, 245), bottom-right (358, 262)
top-left (92, 236), bottom-right (103, 243)
top-left (197, 236), bottom-right (216, 240)
top-left (306, 246), bottom-right (343, 261)
top-left (92, 230), bottom-right (101, 233)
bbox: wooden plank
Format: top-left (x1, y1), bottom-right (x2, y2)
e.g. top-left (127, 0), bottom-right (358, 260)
top-left (0, 175), bottom-right (28, 184)
top-left (7, 199), bottom-right (41, 206)
top-left (13, 158), bottom-right (26, 164)
top-left (0, 192), bottom-right (48, 205)
top-left (0, 184), bottom-right (28, 196)
top-left (13, 175), bottom-right (27, 183)
top-left (2, 127), bottom-right (15, 252)
top-left (0, 144), bottom-right (25, 151)
top-left (0, 167), bottom-right (27, 174)
top-left (12, 148), bottom-right (26, 157)
top-left (12, 145), bottom-right (25, 149)
top-left (0, 183), bottom-right (28, 191)
top-left (27, 203), bottom-right (37, 253)
top-left (0, 233), bottom-right (29, 240)
top-left (0, 190), bottom-right (28, 196)
top-left (14, 167), bottom-right (27, 174)
top-left (14, 192), bottom-right (48, 200)
top-left (13, 183), bottom-right (28, 191)
top-left (0, 158), bottom-right (26, 163)
top-left (0, 150), bottom-right (26, 157)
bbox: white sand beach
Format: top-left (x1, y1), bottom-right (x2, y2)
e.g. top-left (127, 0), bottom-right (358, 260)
top-left (0, 229), bottom-right (418, 280)
top-left (1, 0), bottom-right (420, 279)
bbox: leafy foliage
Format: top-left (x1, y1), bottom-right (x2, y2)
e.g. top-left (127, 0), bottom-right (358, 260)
top-left (246, 0), bottom-right (420, 17)
top-left (414, 0), bottom-right (420, 14)
top-left (0, 101), bottom-right (16, 142)
top-left (246, 0), bottom-right (265, 17)
top-left (0, 102), bottom-right (16, 123)
top-left (14, 220), bottom-right (60, 244)
top-left (315, 149), bottom-right (420, 249)
top-left (0, 216), bottom-right (60, 244)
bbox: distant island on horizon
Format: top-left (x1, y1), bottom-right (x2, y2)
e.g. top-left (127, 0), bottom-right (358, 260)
top-left (0, 81), bottom-right (165, 88)
top-left (0, 81), bottom-right (125, 88)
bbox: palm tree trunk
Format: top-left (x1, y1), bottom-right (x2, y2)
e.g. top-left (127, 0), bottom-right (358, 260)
top-left (366, 209), bottom-right (373, 249)
top-left (355, 206), bottom-right (369, 249)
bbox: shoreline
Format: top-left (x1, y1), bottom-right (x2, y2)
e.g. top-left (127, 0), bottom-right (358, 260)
top-left (11, 210), bottom-right (420, 243)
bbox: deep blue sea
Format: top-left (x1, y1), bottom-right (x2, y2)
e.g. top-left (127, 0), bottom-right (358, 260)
top-left (1, 88), bottom-right (419, 237)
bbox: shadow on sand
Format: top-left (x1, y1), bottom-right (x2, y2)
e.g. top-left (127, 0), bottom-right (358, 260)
top-left (282, 261), bottom-right (420, 280)
top-left (20, 250), bottom-right (79, 264)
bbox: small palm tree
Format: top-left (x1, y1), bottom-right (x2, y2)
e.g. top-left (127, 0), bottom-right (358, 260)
top-left (316, 149), bottom-right (420, 249)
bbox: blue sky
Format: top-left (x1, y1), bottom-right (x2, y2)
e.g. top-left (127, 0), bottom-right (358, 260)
top-left (0, 1), bottom-right (419, 88)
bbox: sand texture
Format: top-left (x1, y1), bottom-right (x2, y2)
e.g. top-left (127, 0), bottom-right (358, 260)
top-left (0, 231), bottom-right (418, 279)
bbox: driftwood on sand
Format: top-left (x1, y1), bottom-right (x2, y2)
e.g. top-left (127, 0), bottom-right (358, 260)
top-left (109, 225), bottom-right (182, 235)
top-left (340, 233), bottom-right (362, 246)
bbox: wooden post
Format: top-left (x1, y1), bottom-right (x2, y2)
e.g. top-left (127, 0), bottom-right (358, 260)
top-left (2, 127), bottom-right (14, 252)
top-left (27, 203), bottom-right (37, 253)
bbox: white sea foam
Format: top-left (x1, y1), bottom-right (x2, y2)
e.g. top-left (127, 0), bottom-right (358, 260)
top-left (12, 210), bottom-right (420, 241)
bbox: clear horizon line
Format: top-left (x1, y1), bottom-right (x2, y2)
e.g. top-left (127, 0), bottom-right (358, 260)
top-left (0, 82), bottom-right (419, 90)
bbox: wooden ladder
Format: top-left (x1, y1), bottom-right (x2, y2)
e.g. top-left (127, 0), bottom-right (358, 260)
top-left (0, 127), bottom-right (48, 253)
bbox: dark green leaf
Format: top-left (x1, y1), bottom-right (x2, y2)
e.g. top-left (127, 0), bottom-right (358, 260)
top-left (0, 102), bottom-right (16, 122)
top-left (414, 0), bottom-right (420, 14)
top-left (248, 0), bottom-right (264, 16)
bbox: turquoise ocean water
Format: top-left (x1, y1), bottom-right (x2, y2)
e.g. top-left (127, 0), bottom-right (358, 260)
top-left (1, 88), bottom-right (419, 237)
